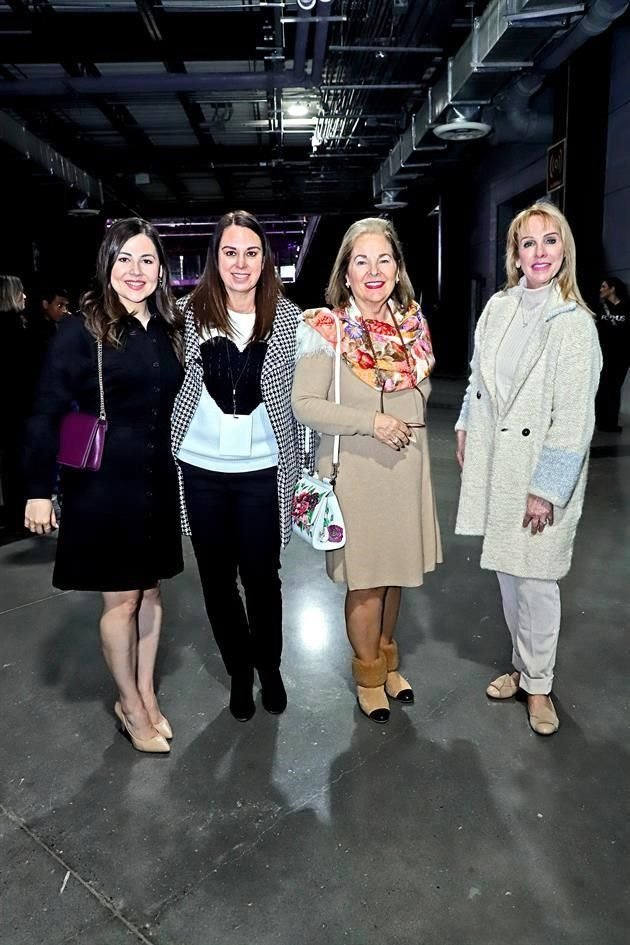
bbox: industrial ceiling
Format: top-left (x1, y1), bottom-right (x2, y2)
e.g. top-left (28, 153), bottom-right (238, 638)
top-left (0, 1), bottom-right (626, 220)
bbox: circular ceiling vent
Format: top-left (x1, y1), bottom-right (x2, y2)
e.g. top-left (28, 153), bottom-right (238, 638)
top-left (433, 120), bottom-right (491, 142)
top-left (67, 206), bottom-right (101, 217)
top-left (374, 190), bottom-right (408, 210)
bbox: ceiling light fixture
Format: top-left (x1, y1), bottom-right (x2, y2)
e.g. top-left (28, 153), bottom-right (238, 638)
top-left (374, 190), bottom-right (407, 210)
top-left (433, 105), bottom-right (491, 142)
top-left (288, 102), bottom-right (309, 117)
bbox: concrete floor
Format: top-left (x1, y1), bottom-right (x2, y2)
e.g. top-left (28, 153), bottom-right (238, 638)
top-left (1, 395), bottom-right (629, 945)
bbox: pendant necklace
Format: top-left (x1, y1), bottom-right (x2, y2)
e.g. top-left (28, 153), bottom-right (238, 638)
top-left (224, 336), bottom-right (252, 416)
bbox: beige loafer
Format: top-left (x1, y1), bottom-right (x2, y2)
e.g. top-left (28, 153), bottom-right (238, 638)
top-left (486, 672), bottom-right (520, 700)
top-left (528, 697), bottom-right (559, 736)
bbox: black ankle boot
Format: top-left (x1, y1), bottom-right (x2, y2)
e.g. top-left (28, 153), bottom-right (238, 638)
top-left (229, 668), bottom-right (255, 722)
top-left (258, 667), bottom-right (287, 715)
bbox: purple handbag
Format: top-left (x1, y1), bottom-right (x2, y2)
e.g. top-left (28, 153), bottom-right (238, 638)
top-left (57, 340), bottom-right (108, 471)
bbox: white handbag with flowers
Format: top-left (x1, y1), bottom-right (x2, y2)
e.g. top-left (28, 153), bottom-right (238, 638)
top-left (292, 316), bottom-right (346, 551)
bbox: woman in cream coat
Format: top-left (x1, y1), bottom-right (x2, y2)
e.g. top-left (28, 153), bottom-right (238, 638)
top-left (455, 201), bottom-right (601, 736)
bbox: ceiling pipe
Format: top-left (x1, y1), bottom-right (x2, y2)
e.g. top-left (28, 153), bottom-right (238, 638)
top-left (0, 109), bottom-right (102, 202)
top-left (311, 0), bottom-right (332, 85)
top-left (492, 0), bottom-right (629, 143)
top-left (328, 45), bottom-right (442, 54)
top-left (292, 4), bottom-right (311, 77)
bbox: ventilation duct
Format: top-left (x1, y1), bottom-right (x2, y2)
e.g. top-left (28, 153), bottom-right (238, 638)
top-left (491, 0), bottom-right (629, 143)
top-left (373, 0), bottom-right (588, 199)
top-left (0, 109), bottom-right (102, 204)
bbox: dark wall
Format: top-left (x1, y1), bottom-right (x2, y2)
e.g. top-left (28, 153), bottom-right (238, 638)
top-left (0, 162), bottom-right (105, 307)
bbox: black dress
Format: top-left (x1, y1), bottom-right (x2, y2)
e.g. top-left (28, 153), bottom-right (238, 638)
top-left (24, 313), bottom-right (184, 591)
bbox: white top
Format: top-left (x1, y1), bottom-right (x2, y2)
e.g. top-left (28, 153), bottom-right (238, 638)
top-left (177, 308), bottom-right (278, 472)
top-left (495, 280), bottom-right (552, 410)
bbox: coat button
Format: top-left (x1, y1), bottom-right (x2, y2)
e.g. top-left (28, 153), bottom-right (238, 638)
top-left (522, 428), bottom-right (530, 436)
top-left (476, 391), bottom-right (482, 399)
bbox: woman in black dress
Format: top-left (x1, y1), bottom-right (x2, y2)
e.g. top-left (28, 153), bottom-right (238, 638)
top-left (24, 219), bottom-right (183, 754)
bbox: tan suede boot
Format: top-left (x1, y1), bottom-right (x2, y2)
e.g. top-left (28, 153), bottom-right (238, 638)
top-left (351, 654), bottom-right (390, 723)
top-left (380, 640), bottom-right (414, 704)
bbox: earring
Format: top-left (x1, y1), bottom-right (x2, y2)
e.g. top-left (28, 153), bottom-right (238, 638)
top-left (395, 274), bottom-right (400, 284)
top-left (345, 280), bottom-right (350, 288)
top-left (516, 261), bottom-right (521, 269)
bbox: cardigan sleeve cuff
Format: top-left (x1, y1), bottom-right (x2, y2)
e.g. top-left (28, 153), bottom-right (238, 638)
top-left (529, 446), bottom-right (586, 508)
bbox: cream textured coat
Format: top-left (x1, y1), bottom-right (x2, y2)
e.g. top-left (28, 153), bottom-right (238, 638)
top-left (455, 283), bottom-right (602, 580)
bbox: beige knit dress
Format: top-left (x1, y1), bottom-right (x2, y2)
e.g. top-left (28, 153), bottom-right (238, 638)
top-left (292, 320), bottom-right (442, 590)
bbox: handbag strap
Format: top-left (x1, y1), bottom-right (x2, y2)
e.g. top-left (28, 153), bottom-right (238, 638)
top-left (304, 314), bottom-right (342, 484)
top-left (97, 340), bottom-right (107, 422)
top-left (330, 313), bottom-right (341, 480)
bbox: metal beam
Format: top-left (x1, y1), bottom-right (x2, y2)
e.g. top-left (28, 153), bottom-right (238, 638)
top-left (0, 72), bottom-right (315, 97)
top-left (0, 109), bottom-right (102, 202)
top-left (328, 45), bottom-right (442, 53)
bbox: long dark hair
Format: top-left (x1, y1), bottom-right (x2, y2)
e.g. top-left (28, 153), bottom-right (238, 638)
top-left (81, 218), bottom-right (181, 357)
top-left (190, 210), bottom-right (281, 343)
top-left (602, 275), bottom-right (630, 306)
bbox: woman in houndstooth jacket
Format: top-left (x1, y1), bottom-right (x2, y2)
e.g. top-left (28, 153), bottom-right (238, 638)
top-left (171, 211), bottom-right (302, 722)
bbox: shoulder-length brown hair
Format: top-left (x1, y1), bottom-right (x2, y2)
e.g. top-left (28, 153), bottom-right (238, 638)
top-left (190, 210), bottom-right (281, 343)
top-left (505, 202), bottom-right (590, 310)
top-left (81, 217), bottom-right (181, 356)
top-left (325, 216), bottom-right (415, 312)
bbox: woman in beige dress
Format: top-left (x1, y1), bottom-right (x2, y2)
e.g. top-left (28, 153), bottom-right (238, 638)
top-left (292, 217), bottom-right (441, 723)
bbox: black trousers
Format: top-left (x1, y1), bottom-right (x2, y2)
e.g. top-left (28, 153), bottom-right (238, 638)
top-left (595, 345), bottom-right (630, 429)
top-left (181, 462), bottom-right (282, 676)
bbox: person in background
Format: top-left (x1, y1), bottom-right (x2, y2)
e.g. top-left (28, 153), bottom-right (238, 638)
top-left (23, 219), bottom-right (183, 754)
top-left (0, 275), bottom-right (29, 534)
top-left (292, 217), bottom-right (441, 724)
top-left (595, 275), bottom-right (630, 432)
top-left (455, 201), bottom-right (601, 736)
top-left (171, 210), bottom-right (302, 722)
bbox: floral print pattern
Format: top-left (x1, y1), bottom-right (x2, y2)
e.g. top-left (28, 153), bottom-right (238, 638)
top-left (292, 477), bottom-right (345, 547)
top-left (302, 298), bottom-right (435, 392)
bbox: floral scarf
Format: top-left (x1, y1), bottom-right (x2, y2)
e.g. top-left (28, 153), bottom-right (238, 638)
top-left (303, 297), bottom-right (435, 392)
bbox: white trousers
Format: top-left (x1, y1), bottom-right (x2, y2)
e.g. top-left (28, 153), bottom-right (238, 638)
top-left (496, 572), bottom-right (561, 695)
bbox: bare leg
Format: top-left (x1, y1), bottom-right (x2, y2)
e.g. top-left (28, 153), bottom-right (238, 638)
top-left (136, 585), bottom-right (165, 726)
top-left (345, 587), bottom-right (389, 721)
top-left (379, 586), bottom-right (401, 644)
top-left (345, 587), bottom-right (385, 659)
top-left (100, 590), bottom-right (158, 741)
top-left (378, 587), bottom-right (413, 701)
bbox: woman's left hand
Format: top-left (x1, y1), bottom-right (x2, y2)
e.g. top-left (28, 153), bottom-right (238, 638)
top-left (522, 494), bottom-right (554, 535)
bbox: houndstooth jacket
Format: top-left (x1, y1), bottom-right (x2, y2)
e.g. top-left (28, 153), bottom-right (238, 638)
top-left (171, 294), bottom-right (305, 547)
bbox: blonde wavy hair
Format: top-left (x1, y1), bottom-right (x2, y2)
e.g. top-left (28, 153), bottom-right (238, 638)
top-left (326, 217), bottom-right (415, 312)
top-left (505, 202), bottom-right (589, 310)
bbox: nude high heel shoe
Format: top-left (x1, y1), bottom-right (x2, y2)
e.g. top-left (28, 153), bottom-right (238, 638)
top-left (114, 702), bottom-right (170, 753)
top-left (153, 716), bottom-right (173, 740)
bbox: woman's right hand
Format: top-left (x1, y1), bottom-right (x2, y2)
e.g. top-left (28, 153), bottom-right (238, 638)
top-left (373, 413), bottom-right (411, 451)
top-left (24, 499), bottom-right (57, 535)
top-left (455, 429), bottom-right (467, 469)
